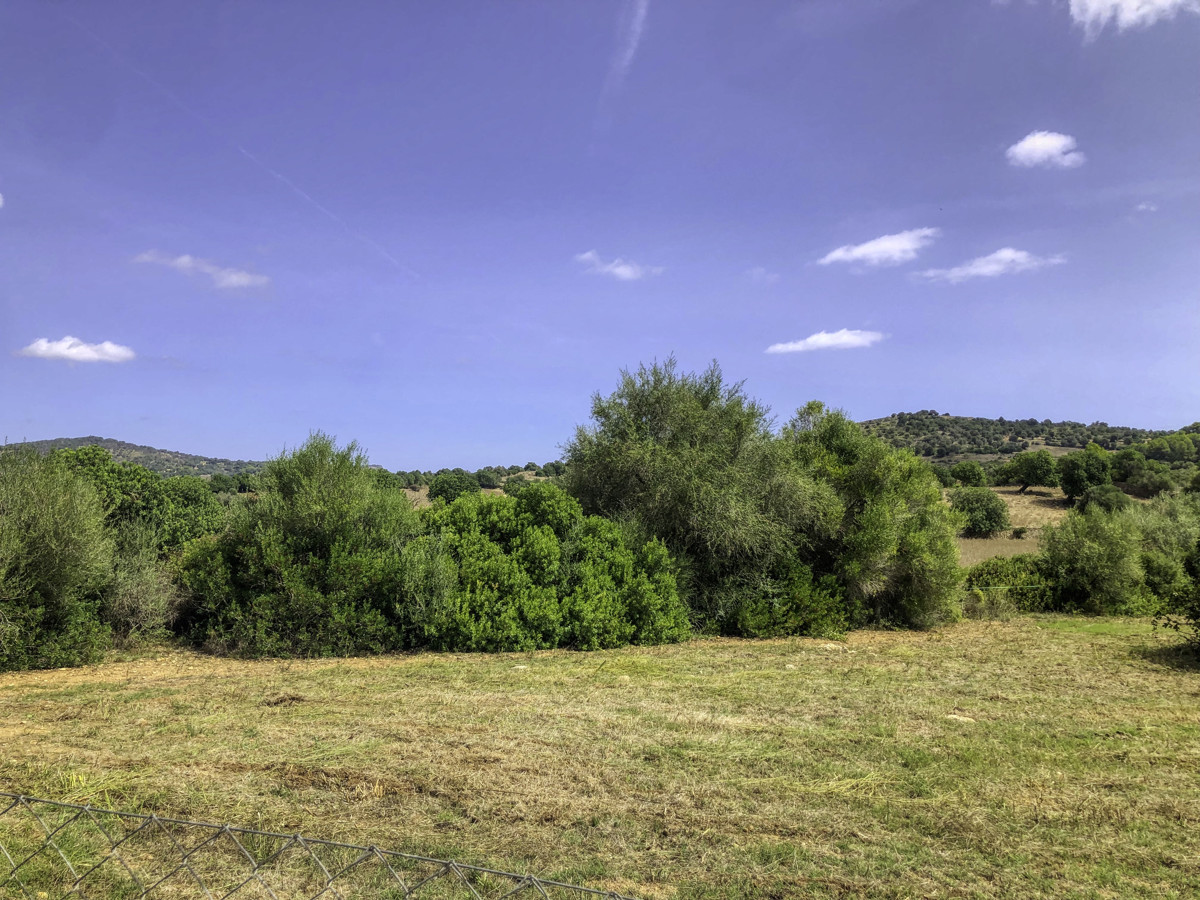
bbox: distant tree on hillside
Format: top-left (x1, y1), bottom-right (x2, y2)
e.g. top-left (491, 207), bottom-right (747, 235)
top-left (950, 461), bottom-right (987, 487)
top-left (1059, 444), bottom-right (1112, 502)
top-left (1005, 450), bottom-right (1059, 493)
top-left (428, 470), bottom-right (481, 504)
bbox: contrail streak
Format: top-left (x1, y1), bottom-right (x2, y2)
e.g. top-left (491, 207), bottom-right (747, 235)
top-left (60, 12), bottom-right (418, 278)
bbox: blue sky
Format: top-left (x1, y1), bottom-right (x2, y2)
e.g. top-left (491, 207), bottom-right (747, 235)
top-left (2, 0), bottom-right (1198, 470)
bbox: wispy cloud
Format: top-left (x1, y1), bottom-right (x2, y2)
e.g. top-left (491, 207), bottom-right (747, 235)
top-left (1136, 201), bottom-right (1159, 212)
top-left (603, 0), bottom-right (650, 100)
top-left (766, 329), bottom-right (886, 354)
top-left (18, 336), bottom-right (135, 363)
top-left (0, 193), bottom-right (5, 209)
top-left (919, 248), bottom-right (1065, 283)
top-left (1069, 0), bottom-right (1200, 36)
top-left (818, 228), bottom-right (940, 267)
top-left (135, 250), bottom-right (270, 289)
top-left (1006, 131), bottom-right (1086, 169)
top-left (746, 266), bottom-right (781, 285)
top-left (575, 250), bottom-right (664, 281)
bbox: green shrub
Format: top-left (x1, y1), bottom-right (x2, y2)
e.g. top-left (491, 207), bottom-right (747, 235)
top-left (1078, 484), bottom-right (1132, 514)
top-left (420, 485), bottom-right (690, 651)
top-left (104, 523), bottom-right (181, 646)
top-left (949, 487), bottom-right (1011, 537)
top-left (0, 451), bottom-right (113, 671)
top-left (1039, 508), bottom-right (1155, 615)
top-left (176, 433), bottom-right (420, 657)
top-left (964, 554), bottom-right (1050, 612)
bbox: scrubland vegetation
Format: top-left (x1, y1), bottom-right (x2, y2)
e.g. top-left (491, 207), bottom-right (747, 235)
top-left (3, 358), bottom-right (1200, 898)
top-left (3, 358), bottom-right (1199, 672)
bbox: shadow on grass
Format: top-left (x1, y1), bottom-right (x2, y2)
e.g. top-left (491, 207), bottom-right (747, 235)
top-left (1131, 641), bottom-right (1200, 672)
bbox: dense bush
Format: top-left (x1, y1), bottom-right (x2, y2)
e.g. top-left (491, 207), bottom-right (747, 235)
top-left (565, 360), bottom-right (961, 635)
top-left (176, 436), bottom-right (687, 657)
top-left (177, 434), bottom-right (422, 656)
top-left (0, 451), bottom-right (114, 671)
top-left (963, 554), bottom-right (1051, 613)
top-left (414, 483), bottom-right (689, 651)
top-left (1039, 508), bottom-right (1154, 615)
top-left (1077, 484), bottom-right (1132, 514)
top-left (949, 487), bottom-right (1011, 537)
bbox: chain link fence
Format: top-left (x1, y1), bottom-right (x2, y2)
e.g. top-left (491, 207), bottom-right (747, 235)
top-left (0, 793), bottom-right (637, 900)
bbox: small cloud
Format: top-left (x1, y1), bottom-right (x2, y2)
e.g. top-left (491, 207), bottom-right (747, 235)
top-left (0, 193), bottom-right (5, 209)
top-left (1006, 131), bottom-right (1086, 169)
top-left (574, 249), bottom-right (664, 281)
top-left (1069, 0), bottom-right (1200, 36)
top-left (1136, 201), bottom-right (1159, 212)
top-left (919, 247), bottom-right (1065, 283)
top-left (18, 336), bottom-right (135, 363)
top-left (766, 329), bottom-right (886, 354)
top-left (135, 250), bottom-right (270, 289)
top-left (818, 228), bottom-right (941, 267)
top-left (746, 266), bottom-right (781, 285)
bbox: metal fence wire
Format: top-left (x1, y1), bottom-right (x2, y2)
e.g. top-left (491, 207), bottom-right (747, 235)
top-left (0, 793), bottom-right (637, 900)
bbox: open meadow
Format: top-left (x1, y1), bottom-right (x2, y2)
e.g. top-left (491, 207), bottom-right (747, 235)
top-left (3, 619), bottom-right (1197, 899)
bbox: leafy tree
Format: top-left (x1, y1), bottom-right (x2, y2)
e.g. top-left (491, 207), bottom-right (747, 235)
top-left (428, 470), bottom-right (482, 504)
top-left (51, 446), bottom-right (167, 527)
top-left (1059, 444), bottom-right (1111, 502)
top-left (0, 451), bottom-right (113, 671)
top-left (949, 461), bottom-right (987, 487)
top-left (1005, 450), bottom-right (1059, 493)
top-left (474, 469), bottom-right (502, 489)
top-left (949, 487), bottom-right (1011, 537)
top-left (160, 476), bottom-right (226, 548)
top-left (208, 473), bottom-right (237, 494)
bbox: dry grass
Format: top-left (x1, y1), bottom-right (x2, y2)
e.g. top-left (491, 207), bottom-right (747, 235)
top-left (956, 487), bottom-right (1071, 567)
top-left (3, 620), bottom-right (1198, 898)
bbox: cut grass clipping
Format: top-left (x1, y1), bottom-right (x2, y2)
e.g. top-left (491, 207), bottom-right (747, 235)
top-left (2, 618), bottom-right (1197, 898)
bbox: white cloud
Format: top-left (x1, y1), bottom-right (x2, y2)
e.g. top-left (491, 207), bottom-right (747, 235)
top-left (604, 0), bottom-right (650, 97)
top-left (818, 228), bottom-right (941, 267)
top-left (575, 249), bottom-right (664, 281)
top-left (746, 266), bottom-right (781, 285)
top-left (1069, 0), bottom-right (1200, 35)
top-left (1136, 201), bottom-right (1159, 212)
top-left (766, 329), bottom-right (886, 354)
top-left (18, 336), bottom-right (135, 363)
top-left (0, 193), bottom-right (5, 209)
top-left (135, 250), bottom-right (270, 289)
top-left (919, 248), bottom-right (1065, 283)
top-left (1006, 131), bottom-right (1086, 169)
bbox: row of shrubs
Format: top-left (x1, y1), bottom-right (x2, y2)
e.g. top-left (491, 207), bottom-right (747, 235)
top-left (4, 359), bottom-right (1198, 670)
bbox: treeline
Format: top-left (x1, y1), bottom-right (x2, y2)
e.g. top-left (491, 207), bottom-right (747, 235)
top-left (864, 411), bottom-right (1171, 458)
top-left (206, 461), bottom-right (567, 495)
top-left (934, 433), bottom-right (1200, 505)
top-left (3, 359), bottom-right (1197, 671)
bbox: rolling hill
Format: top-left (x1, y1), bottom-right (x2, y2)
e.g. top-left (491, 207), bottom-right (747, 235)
top-left (4, 436), bottom-right (265, 478)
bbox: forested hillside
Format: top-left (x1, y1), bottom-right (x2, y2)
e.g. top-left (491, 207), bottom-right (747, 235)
top-left (861, 411), bottom-right (1174, 459)
top-left (5, 436), bottom-right (265, 477)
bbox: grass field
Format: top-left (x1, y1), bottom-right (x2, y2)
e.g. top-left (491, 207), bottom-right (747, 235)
top-left (2, 619), bottom-right (1197, 898)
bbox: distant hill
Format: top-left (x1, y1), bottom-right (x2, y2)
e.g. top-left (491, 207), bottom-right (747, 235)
top-left (860, 411), bottom-right (1170, 461)
top-left (5, 436), bottom-right (266, 478)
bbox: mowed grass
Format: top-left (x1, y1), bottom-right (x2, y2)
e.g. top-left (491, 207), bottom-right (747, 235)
top-left (2, 620), bottom-right (1198, 898)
